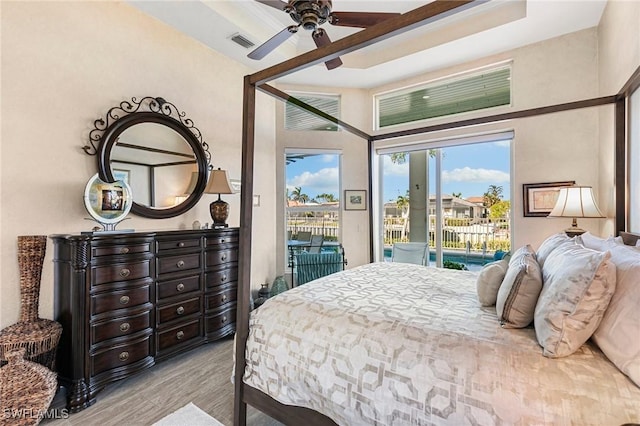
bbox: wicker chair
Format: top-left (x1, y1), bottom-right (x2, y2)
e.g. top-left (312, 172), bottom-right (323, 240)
top-left (0, 236), bottom-right (62, 370)
top-left (0, 348), bottom-right (58, 426)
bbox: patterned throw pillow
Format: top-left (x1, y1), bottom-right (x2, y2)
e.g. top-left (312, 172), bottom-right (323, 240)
top-left (476, 259), bottom-right (508, 307)
top-left (534, 241), bottom-right (616, 358)
top-left (496, 245), bottom-right (543, 328)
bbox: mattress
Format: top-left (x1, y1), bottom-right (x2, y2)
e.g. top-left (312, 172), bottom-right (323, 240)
top-left (243, 262), bottom-right (640, 425)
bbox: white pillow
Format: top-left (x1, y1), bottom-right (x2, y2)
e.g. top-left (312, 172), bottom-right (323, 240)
top-left (535, 241), bottom-right (616, 358)
top-left (496, 245), bottom-right (542, 328)
top-left (536, 233), bottom-right (572, 268)
top-left (476, 259), bottom-right (508, 307)
top-left (592, 244), bottom-right (640, 387)
top-left (578, 232), bottom-right (621, 251)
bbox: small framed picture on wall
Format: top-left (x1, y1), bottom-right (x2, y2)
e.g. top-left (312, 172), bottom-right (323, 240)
top-left (344, 190), bottom-right (367, 211)
top-left (523, 181), bottom-right (575, 217)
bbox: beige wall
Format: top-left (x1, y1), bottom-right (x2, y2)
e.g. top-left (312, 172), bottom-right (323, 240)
top-left (0, 2), bottom-right (277, 328)
top-left (597, 0), bottom-right (640, 236)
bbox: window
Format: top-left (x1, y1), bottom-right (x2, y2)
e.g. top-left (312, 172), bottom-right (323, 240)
top-left (378, 134), bottom-right (512, 270)
top-left (376, 66), bottom-right (511, 129)
top-left (285, 93), bottom-right (340, 131)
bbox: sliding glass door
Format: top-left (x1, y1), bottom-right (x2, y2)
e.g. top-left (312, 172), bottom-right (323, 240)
top-left (378, 135), bottom-right (512, 270)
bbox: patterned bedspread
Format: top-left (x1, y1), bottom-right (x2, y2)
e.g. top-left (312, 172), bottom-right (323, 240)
top-left (243, 262), bottom-right (640, 425)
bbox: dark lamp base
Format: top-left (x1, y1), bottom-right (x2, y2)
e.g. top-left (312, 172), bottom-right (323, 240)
top-left (210, 198), bottom-right (229, 226)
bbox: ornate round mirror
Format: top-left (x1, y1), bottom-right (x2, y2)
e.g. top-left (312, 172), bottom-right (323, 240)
top-left (84, 97), bottom-right (211, 219)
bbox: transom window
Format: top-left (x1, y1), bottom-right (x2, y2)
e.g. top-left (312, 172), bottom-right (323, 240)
top-left (375, 65), bottom-right (511, 129)
top-left (285, 93), bottom-right (340, 131)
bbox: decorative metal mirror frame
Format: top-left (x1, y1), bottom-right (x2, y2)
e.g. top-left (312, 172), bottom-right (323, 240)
top-left (84, 97), bottom-right (211, 219)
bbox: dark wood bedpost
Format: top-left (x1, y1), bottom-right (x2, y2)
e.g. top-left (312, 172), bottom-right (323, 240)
top-left (234, 75), bottom-right (256, 426)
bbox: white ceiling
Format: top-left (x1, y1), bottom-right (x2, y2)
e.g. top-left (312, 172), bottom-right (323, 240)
top-left (128, 0), bottom-right (607, 89)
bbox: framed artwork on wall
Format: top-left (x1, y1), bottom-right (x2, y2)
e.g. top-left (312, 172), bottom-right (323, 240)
top-left (523, 181), bottom-right (575, 217)
top-left (344, 190), bottom-right (367, 211)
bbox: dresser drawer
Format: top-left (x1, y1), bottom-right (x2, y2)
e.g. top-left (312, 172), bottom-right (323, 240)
top-left (207, 233), bottom-right (239, 247)
top-left (93, 242), bottom-right (152, 258)
top-left (91, 334), bottom-right (152, 376)
top-left (205, 307), bottom-right (235, 333)
top-left (205, 286), bottom-right (236, 310)
top-left (91, 310), bottom-right (152, 344)
top-left (205, 268), bottom-right (238, 288)
top-left (92, 260), bottom-right (151, 286)
top-left (92, 285), bottom-right (150, 315)
top-left (157, 297), bottom-right (201, 325)
top-left (157, 238), bottom-right (201, 252)
top-left (157, 319), bottom-right (201, 352)
top-left (157, 253), bottom-right (200, 275)
top-left (157, 275), bottom-right (200, 301)
top-left (205, 249), bottom-right (238, 268)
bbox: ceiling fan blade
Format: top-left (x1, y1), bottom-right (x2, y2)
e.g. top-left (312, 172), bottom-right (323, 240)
top-left (248, 26), bottom-right (298, 60)
top-left (328, 11), bottom-right (401, 28)
top-left (254, 0), bottom-right (288, 11)
top-left (312, 29), bottom-right (343, 70)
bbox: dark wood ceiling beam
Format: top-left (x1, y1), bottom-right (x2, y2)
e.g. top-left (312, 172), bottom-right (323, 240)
top-left (248, 0), bottom-right (486, 86)
top-left (371, 95), bottom-right (617, 141)
top-left (258, 84), bottom-right (370, 140)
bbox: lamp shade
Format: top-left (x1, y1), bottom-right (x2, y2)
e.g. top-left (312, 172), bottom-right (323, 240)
top-left (204, 168), bottom-right (233, 195)
top-left (548, 186), bottom-right (604, 218)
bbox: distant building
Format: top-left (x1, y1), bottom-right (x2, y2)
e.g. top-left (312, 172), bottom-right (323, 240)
top-left (385, 194), bottom-right (487, 220)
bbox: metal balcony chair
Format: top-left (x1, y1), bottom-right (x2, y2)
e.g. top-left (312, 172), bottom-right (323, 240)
top-left (391, 242), bottom-right (428, 266)
top-left (308, 234), bottom-right (324, 254)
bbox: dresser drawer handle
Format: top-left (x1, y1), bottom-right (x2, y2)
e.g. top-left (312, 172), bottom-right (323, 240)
top-left (176, 283), bottom-right (185, 292)
top-left (119, 351), bottom-right (129, 361)
top-left (120, 247), bottom-right (130, 254)
top-left (119, 295), bottom-right (130, 305)
top-left (220, 239), bottom-right (225, 244)
top-left (176, 260), bottom-right (185, 268)
top-left (178, 242), bottom-right (185, 248)
top-left (120, 268), bottom-right (131, 278)
top-left (176, 306), bottom-right (185, 315)
top-left (222, 316), bottom-right (227, 324)
top-left (221, 254), bottom-right (227, 261)
top-left (176, 331), bottom-right (185, 340)
top-left (120, 322), bottom-right (131, 332)
top-left (221, 294), bottom-right (227, 302)
top-left (220, 275), bottom-right (227, 282)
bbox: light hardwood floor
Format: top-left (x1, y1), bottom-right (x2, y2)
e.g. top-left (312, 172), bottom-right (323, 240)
top-left (44, 338), bottom-right (282, 426)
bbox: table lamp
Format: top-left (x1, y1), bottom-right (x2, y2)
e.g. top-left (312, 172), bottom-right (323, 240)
top-left (548, 185), bottom-right (604, 236)
top-left (204, 168), bottom-right (234, 228)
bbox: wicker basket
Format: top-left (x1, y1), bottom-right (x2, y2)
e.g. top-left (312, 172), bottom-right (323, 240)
top-left (0, 349), bottom-right (58, 426)
top-left (0, 236), bottom-right (62, 369)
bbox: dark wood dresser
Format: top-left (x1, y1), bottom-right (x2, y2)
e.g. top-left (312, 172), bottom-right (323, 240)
top-left (51, 228), bottom-right (239, 412)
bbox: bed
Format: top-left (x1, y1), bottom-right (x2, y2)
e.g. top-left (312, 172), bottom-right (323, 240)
top-left (233, 2), bottom-right (640, 424)
top-left (242, 261), bottom-right (640, 425)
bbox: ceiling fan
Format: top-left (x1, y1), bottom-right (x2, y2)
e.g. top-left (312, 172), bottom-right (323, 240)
top-left (248, 0), bottom-right (401, 70)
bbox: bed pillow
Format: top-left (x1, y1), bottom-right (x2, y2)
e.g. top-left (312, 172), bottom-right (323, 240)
top-left (592, 244), bottom-right (640, 387)
top-left (536, 233), bottom-right (572, 268)
top-left (496, 245), bottom-right (542, 328)
top-left (476, 259), bottom-right (508, 307)
top-left (577, 232), bottom-right (619, 251)
top-left (534, 241), bottom-right (616, 358)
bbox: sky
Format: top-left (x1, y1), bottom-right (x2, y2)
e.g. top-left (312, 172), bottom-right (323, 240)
top-left (286, 140), bottom-right (511, 203)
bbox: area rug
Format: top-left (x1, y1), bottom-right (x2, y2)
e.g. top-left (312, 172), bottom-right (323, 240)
top-left (152, 402), bottom-right (225, 426)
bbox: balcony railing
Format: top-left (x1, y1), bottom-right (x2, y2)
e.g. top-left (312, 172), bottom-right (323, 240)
top-left (286, 215), bottom-right (510, 255)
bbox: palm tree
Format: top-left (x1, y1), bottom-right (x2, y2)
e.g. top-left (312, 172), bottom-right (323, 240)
top-left (483, 185), bottom-right (503, 208)
top-left (316, 193), bottom-right (337, 203)
top-left (291, 186), bottom-right (310, 204)
top-left (452, 192), bottom-right (462, 198)
top-left (396, 190), bottom-right (411, 240)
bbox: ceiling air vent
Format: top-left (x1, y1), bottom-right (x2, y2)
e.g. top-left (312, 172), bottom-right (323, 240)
top-left (230, 34), bottom-right (255, 49)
